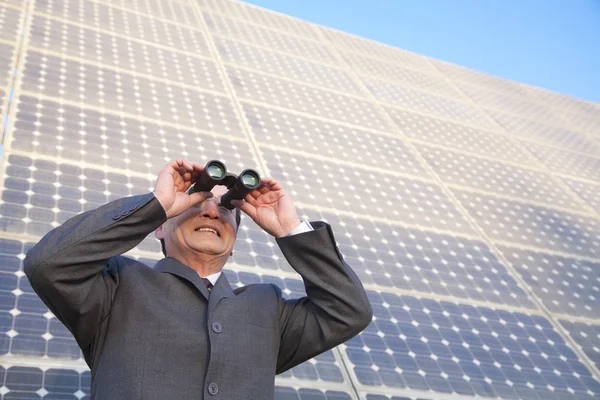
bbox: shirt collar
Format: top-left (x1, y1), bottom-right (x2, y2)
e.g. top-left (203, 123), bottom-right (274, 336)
top-left (202, 271), bottom-right (221, 286)
top-left (155, 258), bottom-right (233, 302)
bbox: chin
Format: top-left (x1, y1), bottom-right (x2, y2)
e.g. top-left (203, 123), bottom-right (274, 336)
top-left (190, 245), bottom-right (226, 256)
top-left (192, 248), bottom-right (220, 255)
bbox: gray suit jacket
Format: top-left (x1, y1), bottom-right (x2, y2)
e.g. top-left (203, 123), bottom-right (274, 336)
top-left (24, 192), bottom-right (372, 399)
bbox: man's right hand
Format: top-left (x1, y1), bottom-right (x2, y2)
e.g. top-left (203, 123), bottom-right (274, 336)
top-left (152, 160), bottom-right (213, 219)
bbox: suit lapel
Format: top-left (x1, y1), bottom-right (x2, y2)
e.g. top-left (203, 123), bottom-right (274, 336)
top-left (155, 258), bottom-right (211, 300)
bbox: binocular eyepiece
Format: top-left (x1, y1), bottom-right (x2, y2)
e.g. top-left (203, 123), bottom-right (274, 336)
top-left (189, 160), bottom-right (261, 210)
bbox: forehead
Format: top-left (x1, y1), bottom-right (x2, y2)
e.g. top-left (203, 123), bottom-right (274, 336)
top-left (211, 185), bottom-right (228, 198)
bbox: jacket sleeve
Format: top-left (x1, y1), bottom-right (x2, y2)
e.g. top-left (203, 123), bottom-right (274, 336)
top-left (274, 221), bottom-right (373, 374)
top-left (23, 192), bottom-right (167, 349)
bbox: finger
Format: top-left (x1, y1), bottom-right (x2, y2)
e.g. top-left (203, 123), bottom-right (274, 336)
top-left (260, 178), bottom-right (282, 190)
top-left (170, 159), bottom-right (188, 173)
top-left (258, 184), bottom-right (273, 195)
top-left (247, 188), bottom-right (263, 201)
top-left (181, 160), bottom-right (194, 170)
top-left (191, 162), bottom-right (205, 176)
top-left (170, 159), bottom-right (194, 175)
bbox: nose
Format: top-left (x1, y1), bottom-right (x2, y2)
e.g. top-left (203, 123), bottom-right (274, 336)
top-left (201, 200), bottom-right (220, 220)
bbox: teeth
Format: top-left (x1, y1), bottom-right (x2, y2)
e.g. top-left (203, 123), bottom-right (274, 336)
top-left (196, 227), bottom-right (218, 235)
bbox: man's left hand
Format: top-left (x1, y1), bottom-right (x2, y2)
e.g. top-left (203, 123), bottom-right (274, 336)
top-left (230, 178), bottom-right (301, 238)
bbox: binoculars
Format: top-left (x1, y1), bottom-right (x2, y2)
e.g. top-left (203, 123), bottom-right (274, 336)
top-left (189, 160), bottom-right (261, 209)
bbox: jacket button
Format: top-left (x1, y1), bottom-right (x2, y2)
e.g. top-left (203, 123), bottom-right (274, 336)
top-left (120, 210), bottom-right (129, 217)
top-left (129, 205), bottom-right (138, 211)
top-left (208, 382), bottom-right (218, 395)
top-left (212, 322), bottom-right (222, 333)
top-left (112, 214), bottom-right (121, 220)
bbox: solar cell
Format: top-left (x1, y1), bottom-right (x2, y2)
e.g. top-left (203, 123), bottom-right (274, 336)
top-left (0, 43), bottom-right (15, 89)
top-left (0, 4), bottom-right (23, 42)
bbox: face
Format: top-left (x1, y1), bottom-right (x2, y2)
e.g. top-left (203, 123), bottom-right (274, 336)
top-left (157, 185), bottom-right (238, 259)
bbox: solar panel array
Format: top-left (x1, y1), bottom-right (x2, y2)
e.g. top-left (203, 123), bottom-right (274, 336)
top-left (1, 0), bottom-right (599, 398)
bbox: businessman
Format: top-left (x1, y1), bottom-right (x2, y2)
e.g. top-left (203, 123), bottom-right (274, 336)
top-left (24, 159), bottom-right (373, 399)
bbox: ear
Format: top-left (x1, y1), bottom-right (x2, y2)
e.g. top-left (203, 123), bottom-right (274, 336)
top-left (155, 224), bottom-right (166, 240)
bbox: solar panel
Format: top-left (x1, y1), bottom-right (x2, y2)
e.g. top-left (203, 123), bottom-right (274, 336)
top-left (1, 0), bottom-right (599, 398)
top-left (203, 12), bottom-right (339, 65)
top-left (500, 248), bottom-right (600, 319)
top-left (485, 109), bottom-right (600, 155)
top-left (419, 147), bottom-right (585, 210)
top-left (389, 109), bottom-right (539, 165)
top-left (215, 37), bottom-right (362, 95)
top-left (365, 79), bottom-right (501, 130)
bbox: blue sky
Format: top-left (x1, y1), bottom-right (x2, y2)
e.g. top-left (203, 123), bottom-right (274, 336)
top-left (245, 0), bottom-right (600, 104)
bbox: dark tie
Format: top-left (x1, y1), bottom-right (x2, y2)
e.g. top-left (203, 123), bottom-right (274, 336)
top-left (202, 278), bottom-right (213, 293)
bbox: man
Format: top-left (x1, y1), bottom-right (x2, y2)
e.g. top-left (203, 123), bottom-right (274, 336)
top-left (24, 159), bottom-right (373, 399)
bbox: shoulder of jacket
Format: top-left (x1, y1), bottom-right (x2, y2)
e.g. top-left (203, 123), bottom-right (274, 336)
top-left (232, 282), bottom-right (282, 297)
top-left (107, 255), bottom-right (154, 274)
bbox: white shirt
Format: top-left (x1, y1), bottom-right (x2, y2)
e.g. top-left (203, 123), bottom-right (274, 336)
top-left (202, 221), bottom-right (314, 285)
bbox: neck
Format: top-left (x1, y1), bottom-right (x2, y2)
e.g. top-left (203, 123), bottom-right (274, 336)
top-left (169, 252), bottom-right (227, 278)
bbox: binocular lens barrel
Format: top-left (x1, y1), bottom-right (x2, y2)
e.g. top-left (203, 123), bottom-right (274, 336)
top-left (220, 169), bottom-right (261, 210)
top-left (191, 160), bottom-right (228, 193)
top-left (205, 162), bottom-right (226, 180)
top-left (240, 171), bottom-right (260, 187)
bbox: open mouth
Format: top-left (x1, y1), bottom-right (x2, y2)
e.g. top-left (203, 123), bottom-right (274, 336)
top-left (194, 227), bottom-right (220, 237)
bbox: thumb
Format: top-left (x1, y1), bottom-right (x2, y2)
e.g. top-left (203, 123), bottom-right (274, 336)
top-left (231, 199), bottom-right (255, 218)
